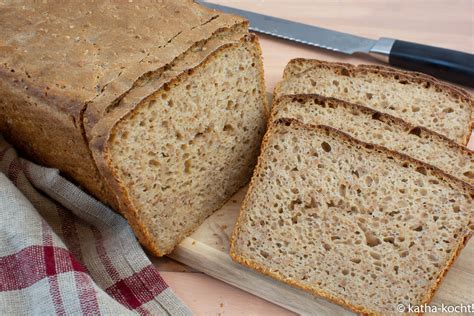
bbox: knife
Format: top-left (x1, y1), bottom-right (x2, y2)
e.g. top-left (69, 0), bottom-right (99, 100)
top-left (199, 1), bottom-right (474, 87)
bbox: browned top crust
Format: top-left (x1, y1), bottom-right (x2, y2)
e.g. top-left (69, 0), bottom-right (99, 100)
top-left (0, 0), bottom-right (245, 120)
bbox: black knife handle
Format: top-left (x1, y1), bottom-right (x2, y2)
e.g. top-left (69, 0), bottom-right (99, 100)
top-left (388, 40), bottom-right (474, 87)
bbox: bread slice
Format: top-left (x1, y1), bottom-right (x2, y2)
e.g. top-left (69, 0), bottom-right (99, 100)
top-left (282, 58), bottom-right (474, 100)
top-left (272, 94), bottom-right (474, 185)
top-left (0, 1), bottom-right (267, 256)
top-left (231, 118), bottom-right (474, 315)
top-left (274, 59), bottom-right (473, 145)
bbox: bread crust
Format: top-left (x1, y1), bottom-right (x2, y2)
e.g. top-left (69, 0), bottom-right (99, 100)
top-left (230, 118), bottom-right (473, 315)
top-left (275, 59), bottom-right (474, 145)
top-left (0, 76), bottom-right (114, 205)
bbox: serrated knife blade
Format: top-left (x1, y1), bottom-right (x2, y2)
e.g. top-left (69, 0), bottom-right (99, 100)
top-left (200, 1), bottom-right (377, 55)
top-left (198, 1), bottom-right (474, 87)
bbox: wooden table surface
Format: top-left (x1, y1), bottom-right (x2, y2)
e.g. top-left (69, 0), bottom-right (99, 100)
top-left (154, 1), bottom-right (474, 314)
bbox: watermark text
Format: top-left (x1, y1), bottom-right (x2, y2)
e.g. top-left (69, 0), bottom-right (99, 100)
top-left (397, 303), bottom-right (473, 313)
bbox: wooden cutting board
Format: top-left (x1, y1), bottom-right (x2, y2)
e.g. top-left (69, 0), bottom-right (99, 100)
top-left (169, 186), bottom-right (474, 315)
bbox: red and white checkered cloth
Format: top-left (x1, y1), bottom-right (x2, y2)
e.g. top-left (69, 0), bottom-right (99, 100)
top-left (0, 136), bottom-right (191, 315)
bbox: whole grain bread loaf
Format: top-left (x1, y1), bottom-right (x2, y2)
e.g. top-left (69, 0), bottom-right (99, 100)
top-left (231, 118), bottom-right (474, 315)
top-left (272, 94), bottom-right (474, 185)
top-left (0, 1), bottom-right (268, 256)
top-left (275, 59), bottom-right (473, 145)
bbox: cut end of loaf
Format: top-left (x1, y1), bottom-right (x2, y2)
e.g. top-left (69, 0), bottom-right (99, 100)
top-left (231, 119), bottom-right (473, 314)
top-left (108, 38), bottom-right (267, 255)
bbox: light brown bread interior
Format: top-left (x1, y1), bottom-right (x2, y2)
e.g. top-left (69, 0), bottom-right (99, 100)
top-left (275, 59), bottom-right (473, 145)
top-left (272, 95), bottom-right (474, 185)
top-left (108, 36), bottom-right (267, 255)
top-left (231, 119), bottom-right (473, 315)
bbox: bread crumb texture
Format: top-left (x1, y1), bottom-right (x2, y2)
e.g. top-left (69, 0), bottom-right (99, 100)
top-left (232, 120), bottom-right (473, 314)
top-left (110, 41), bottom-right (266, 254)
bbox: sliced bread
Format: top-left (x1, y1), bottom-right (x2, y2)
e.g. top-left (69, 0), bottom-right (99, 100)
top-left (272, 94), bottom-right (474, 185)
top-left (231, 118), bottom-right (474, 314)
top-left (274, 59), bottom-right (473, 145)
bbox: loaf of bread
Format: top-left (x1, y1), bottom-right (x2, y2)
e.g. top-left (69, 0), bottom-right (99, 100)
top-left (275, 59), bottom-right (473, 145)
top-left (0, 1), bottom-right (268, 256)
top-left (231, 118), bottom-right (474, 314)
top-left (272, 94), bottom-right (474, 185)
